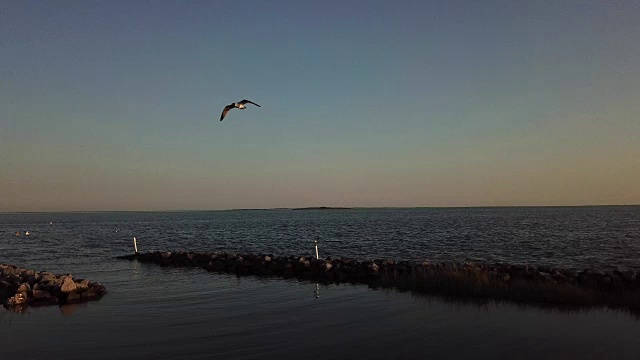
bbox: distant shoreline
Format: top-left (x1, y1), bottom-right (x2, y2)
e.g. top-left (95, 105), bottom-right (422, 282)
top-left (291, 206), bottom-right (352, 211)
top-left (0, 204), bottom-right (638, 214)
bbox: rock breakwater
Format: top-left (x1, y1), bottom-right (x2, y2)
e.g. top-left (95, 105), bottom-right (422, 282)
top-left (1, 264), bottom-right (107, 309)
top-left (118, 251), bottom-right (640, 312)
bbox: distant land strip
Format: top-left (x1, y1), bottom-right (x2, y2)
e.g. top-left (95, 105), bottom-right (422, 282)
top-left (291, 206), bottom-right (352, 210)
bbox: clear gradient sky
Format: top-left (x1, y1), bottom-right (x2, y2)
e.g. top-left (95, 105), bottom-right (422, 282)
top-left (1, 1), bottom-right (639, 211)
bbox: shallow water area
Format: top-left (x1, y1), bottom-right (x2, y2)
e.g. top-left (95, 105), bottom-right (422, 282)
top-left (1, 208), bottom-right (640, 359)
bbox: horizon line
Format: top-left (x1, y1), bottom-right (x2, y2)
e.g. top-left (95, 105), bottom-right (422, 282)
top-left (1, 204), bottom-right (639, 214)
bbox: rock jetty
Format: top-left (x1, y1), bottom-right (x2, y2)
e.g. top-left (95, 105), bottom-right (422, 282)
top-left (0, 264), bottom-right (107, 309)
top-left (118, 251), bottom-right (640, 312)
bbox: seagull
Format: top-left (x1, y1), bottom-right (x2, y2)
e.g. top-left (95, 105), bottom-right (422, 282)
top-left (25, 231), bottom-right (30, 236)
top-left (220, 99), bottom-right (261, 121)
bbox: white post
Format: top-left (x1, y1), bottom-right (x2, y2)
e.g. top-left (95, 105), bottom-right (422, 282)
top-left (134, 237), bottom-right (138, 254)
top-left (314, 240), bottom-right (319, 260)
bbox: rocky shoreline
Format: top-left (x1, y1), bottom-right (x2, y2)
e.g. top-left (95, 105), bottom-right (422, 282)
top-left (1, 264), bottom-right (107, 310)
top-left (118, 251), bottom-right (640, 312)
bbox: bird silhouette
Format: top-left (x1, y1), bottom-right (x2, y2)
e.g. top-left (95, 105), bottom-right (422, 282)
top-left (220, 99), bottom-right (261, 121)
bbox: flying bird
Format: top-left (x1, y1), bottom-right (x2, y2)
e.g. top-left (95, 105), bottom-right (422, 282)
top-left (220, 99), bottom-right (261, 121)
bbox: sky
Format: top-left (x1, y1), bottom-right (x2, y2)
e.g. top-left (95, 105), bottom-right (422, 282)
top-left (1, 0), bottom-right (639, 211)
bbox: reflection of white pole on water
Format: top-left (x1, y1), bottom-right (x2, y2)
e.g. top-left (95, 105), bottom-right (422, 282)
top-left (134, 237), bottom-right (138, 254)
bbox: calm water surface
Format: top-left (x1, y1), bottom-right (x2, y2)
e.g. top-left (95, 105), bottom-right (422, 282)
top-left (1, 207), bottom-right (639, 359)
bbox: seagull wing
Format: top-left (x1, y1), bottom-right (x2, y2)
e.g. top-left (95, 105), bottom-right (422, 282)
top-left (239, 99), bottom-right (261, 107)
top-left (220, 104), bottom-right (235, 121)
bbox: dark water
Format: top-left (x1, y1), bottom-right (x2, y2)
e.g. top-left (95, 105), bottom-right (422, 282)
top-left (1, 207), bottom-right (640, 359)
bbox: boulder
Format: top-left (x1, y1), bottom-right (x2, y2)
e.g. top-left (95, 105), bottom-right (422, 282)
top-left (17, 283), bottom-right (31, 293)
top-left (91, 282), bottom-right (107, 294)
top-left (20, 269), bottom-right (36, 278)
top-left (370, 263), bottom-right (380, 273)
top-left (38, 272), bottom-right (56, 283)
top-left (4, 267), bottom-right (16, 276)
top-left (61, 277), bottom-right (77, 293)
top-left (621, 270), bottom-right (637, 283)
top-left (81, 289), bottom-right (97, 299)
top-left (5, 292), bottom-right (28, 306)
top-left (32, 289), bottom-right (51, 300)
top-left (75, 279), bottom-right (90, 292)
top-left (66, 292), bottom-right (81, 303)
top-left (552, 273), bottom-right (568, 283)
top-left (538, 272), bottom-right (554, 282)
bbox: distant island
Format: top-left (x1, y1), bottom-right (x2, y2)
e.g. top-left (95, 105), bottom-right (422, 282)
top-left (291, 206), bottom-right (352, 210)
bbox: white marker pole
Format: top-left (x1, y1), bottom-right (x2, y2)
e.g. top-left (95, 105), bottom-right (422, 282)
top-left (134, 237), bottom-right (138, 254)
top-left (314, 240), bottom-right (319, 260)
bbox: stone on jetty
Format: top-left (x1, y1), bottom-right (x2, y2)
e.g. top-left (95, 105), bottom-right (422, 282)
top-left (61, 277), bottom-right (77, 293)
top-left (17, 283), bottom-right (31, 293)
top-left (0, 264), bottom-right (107, 310)
top-left (6, 293), bottom-right (27, 306)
